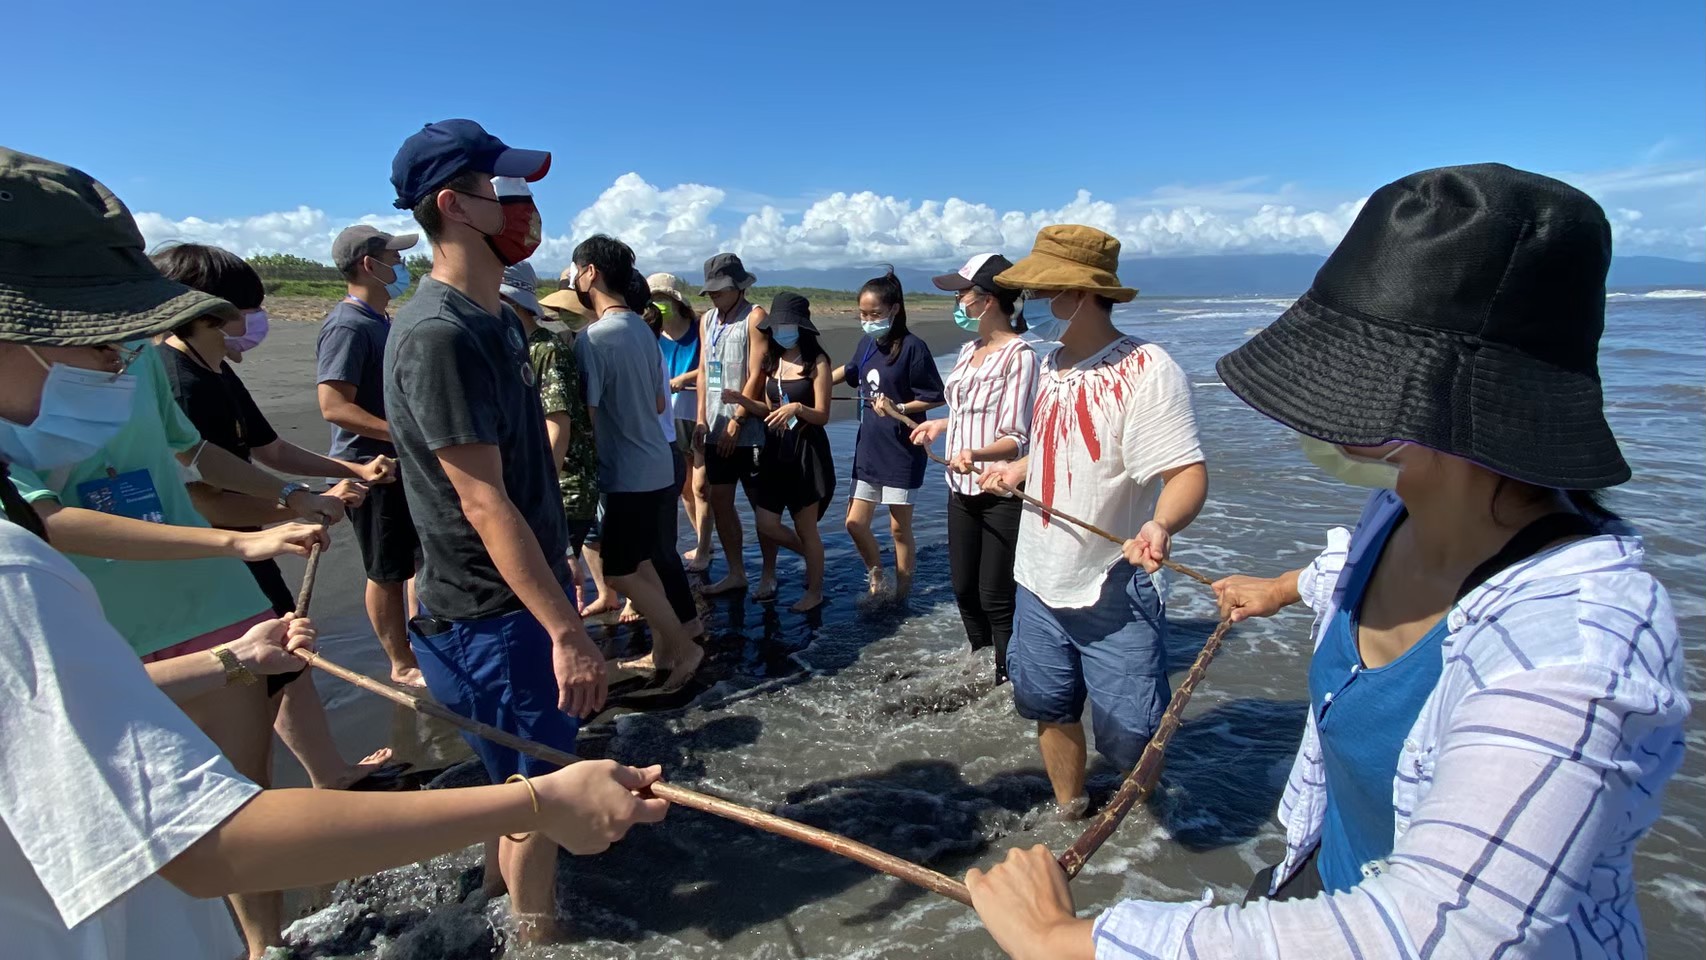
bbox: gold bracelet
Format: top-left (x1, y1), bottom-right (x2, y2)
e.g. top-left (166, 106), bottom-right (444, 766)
top-left (210, 645), bottom-right (257, 687)
top-left (504, 773), bottom-right (539, 843)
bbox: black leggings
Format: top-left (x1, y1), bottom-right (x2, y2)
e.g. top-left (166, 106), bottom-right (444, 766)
top-left (947, 491), bottom-right (1022, 670)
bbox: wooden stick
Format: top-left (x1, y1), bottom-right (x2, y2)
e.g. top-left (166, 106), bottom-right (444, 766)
top-left (287, 547), bottom-right (973, 905)
top-left (873, 401), bottom-right (1214, 587)
top-left (1056, 615), bottom-right (1233, 878)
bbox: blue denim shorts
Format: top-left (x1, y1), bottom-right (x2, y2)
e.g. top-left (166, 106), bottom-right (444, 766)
top-left (410, 606), bottom-right (580, 781)
top-left (1009, 562), bottom-right (1169, 771)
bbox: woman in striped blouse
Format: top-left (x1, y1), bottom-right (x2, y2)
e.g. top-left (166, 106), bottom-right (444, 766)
top-left (912, 255), bottom-right (1038, 685)
top-left (964, 167), bottom-right (1688, 959)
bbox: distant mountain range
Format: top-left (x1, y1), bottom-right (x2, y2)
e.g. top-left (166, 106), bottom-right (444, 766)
top-left (753, 254), bottom-right (1705, 298)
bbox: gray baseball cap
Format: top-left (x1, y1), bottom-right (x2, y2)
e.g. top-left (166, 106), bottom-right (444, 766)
top-left (332, 224), bottom-right (418, 273)
top-left (499, 261), bottom-right (541, 317)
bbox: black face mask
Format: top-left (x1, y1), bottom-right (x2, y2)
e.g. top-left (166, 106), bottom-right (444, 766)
top-left (572, 267), bottom-right (596, 313)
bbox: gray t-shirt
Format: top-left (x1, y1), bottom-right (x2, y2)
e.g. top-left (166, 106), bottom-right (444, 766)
top-left (573, 310), bottom-right (675, 493)
top-left (314, 299), bottom-right (393, 461)
top-left (384, 277), bottom-right (570, 621)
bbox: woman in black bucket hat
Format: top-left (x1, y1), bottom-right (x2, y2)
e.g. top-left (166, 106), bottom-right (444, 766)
top-left (964, 164), bottom-right (1687, 959)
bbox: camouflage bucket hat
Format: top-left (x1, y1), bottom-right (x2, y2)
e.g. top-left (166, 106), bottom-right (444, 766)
top-left (0, 147), bottom-right (239, 346)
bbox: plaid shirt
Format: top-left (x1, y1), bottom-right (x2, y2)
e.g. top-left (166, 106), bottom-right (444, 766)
top-left (1094, 491), bottom-right (1689, 959)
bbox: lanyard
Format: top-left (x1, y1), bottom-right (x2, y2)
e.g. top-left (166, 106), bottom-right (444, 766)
top-left (180, 339), bottom-right (247, 445)
top-left (343, 295), bottom-right (388, 323)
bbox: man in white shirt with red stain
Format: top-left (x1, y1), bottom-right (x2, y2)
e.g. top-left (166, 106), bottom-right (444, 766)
top-left (980, 225), bottom-right (1208, 817)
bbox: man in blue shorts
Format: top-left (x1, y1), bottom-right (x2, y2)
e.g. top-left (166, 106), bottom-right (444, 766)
top-left (383, 119), bottom-right (605, 943)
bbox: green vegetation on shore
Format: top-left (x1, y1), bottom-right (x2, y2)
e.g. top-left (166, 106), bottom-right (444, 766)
top-left (246, 253), bottom-right (946, 311)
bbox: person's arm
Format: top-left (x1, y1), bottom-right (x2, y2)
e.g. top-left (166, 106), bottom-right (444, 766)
top-left (252, 438), bottom-right (390, 484)
top-left (1125, 461), bottom-right (1208, 572)
top-left (317, 382), bottom-right (392, 443)
top-left (694, 317), bottom-right (710, 433)
top-left (161, 758), bottom-right (668, 898)
top-left (978, 347), bottom-right (1038, 463)
top-left (723, 389), bottom-right (773, 417)
top-left (186, 484), bottom-right (296, 528)
top-left (978, 454), bottom-right (1029, 494)
top-left (145, 614), bottom-right (316, 703)
top-left (186, 442), bottom-right (343, 524)
top-left (796, 356), bottom-right (834, 426)
top-left (544, 412), bottom-right (571, 468)
top-left (435, 443), bottom-right (606, 718)
top-left (32, 498), bottom-right (329, 562)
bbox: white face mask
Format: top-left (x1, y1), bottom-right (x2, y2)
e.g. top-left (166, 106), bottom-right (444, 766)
top-left (1299, 435), bottom-right (1408, 489)
top-left (0, 347), bottom-right (140, 471)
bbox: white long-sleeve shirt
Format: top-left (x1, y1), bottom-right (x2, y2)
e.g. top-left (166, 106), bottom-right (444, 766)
top-left (942, 337), bottom-right (1038, 497)
top-left (1093, 491), bottom-right (1689, 959)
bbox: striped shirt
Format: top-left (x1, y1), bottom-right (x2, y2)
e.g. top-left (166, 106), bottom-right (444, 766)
top-left (941, 337), bottom-right (1038, 496)
top-left (1094, 491), bottom-right (1689, 959)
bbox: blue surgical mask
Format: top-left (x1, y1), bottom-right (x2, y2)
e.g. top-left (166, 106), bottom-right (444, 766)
top-left (1299, 435), bottom-right (1407, 489)
top-left (952, 299), bottom-right (982, 333)
top-left (0, 348), bottom-right (139, 471)
top-left (380, 259), bottom-right (412, 299)
top-left (860, 316), bottom-right (892, 338)
top-left (771, 324), bottom-right (801, 349)
top-left (1022, 297), bottom-right (1061, 341)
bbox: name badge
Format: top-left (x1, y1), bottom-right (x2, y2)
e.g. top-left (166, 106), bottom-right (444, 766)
top-left (77, 468), bottom-right (166, 524)
top-left (706, 358), bottom-right (724, 395)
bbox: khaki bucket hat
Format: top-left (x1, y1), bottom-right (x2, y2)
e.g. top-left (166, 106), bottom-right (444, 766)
top-left (994, 224), bottom-right (1139, 302)
top-left (0, 147), bottom-right (240, 346)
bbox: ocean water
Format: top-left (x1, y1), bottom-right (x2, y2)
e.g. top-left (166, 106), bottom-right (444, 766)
top-left (286, 290), bottom-right (1705, 959)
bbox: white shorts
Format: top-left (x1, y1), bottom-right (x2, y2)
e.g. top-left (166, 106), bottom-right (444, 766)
top-left (852, 480), bottom-right (916, 506)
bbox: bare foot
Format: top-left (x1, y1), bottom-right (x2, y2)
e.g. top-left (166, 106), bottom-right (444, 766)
top-left (618, 652), bottom-right (657, 672)
top-left (580, 596), bottom-right (622, 618)
top-left (390, 666), bottom-right (426, 688)
top-left (753, 576), bottom-right (778, 601)
top-left (657, 644), bottom-right (705, 692)
top-left (324, 748), bottom-right (396, 790)
top-left (619, 601), bottom-right (645, 624)
top-left (790, 590), bottom-right (824, 613)
top-left (1052, 794), bottom-right (1091, 822)
top-left (866, 565), bottom-right (888, 596)
top-left (894, 573), bottom-right (913, 600)
top-left (702, 574), bottom-right (748, 596)
top-left (682, 547), bottom-right (699, 563)
top-left (685, 555), bottom-right (711, 573)
top-left (510, 911), bottom-right (565, 946)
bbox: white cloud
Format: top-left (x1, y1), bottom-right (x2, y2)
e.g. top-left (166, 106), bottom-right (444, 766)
top-left (133, 162), bottom-right (1706, 274)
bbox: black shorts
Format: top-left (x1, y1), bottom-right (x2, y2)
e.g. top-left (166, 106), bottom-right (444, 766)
top-left (704, 444), bottom-right (760, 486)
top-left (349, 479), bottom-right (421, 584)
top-left (599, 486), bottom-right (674, 578)
top-left (565, 517), bottom-right (596, 558)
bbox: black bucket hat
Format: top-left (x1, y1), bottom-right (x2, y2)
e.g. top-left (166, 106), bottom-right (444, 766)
top-left (1217, 162), bottom-right (1628, 490)
top-left (701, 252), bottom-right (756, 293)
top-left (759, 291), bottom-right (817, 334)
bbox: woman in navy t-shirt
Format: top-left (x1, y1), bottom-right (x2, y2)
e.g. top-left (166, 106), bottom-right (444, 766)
top-left (841, 270), bottom-right (944, 599)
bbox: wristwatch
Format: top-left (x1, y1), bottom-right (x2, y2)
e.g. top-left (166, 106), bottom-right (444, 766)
top-left (278, 480), bottom-right (312, 506)
top-left (211, 644), bottom-right (258, 687)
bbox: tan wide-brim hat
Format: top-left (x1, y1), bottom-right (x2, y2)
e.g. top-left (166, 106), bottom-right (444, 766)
top-left (539, 287), bottom-right (592, 320)
top-left (994, 224), bottom-right (1138, 302)
top-left (646, 272), bottom-right (694, 304)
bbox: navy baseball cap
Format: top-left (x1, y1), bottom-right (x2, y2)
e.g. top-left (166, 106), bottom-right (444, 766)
top-left (390, 119), bottom-right (551, 210)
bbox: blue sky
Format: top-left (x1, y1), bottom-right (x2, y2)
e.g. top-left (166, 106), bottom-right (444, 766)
top-left (6, 0), bottom-right (1702, 271)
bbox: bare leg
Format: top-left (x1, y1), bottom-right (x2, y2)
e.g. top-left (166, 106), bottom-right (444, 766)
top-left (272, 671), bottom-right (393, 788)
top-left (579, 543), bottom-right (622, 617)
top-left (791, 503), bottom-right (825, 612)
top-left (501, 833), bottom-right (563, 945)
top-left (366, 579), bottom-right (423, 687)
top-left (180, 680), bottom-right (282, 959)
top-left (612, 562), bottom-right (703, 683)
top-left (754, 508), bottom-right (804, 602)
top-left (685, 459), bottom-right (714, 572)
top-left (1039, 721), bottom-right (1089, 811)
top-left (702, 483), bottom-right (747, 594)
top-left (565, 554), bottom-right (586, 610)
top-left (479, 839), bottom-right (507, 900)
top-left (844, 498), bottom-right (882, 592)
top-left (889, 504), bottom-right (917, 599)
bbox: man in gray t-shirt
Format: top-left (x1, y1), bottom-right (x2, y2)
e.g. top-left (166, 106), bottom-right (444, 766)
top-left (574, 311), bottom-right (673, 493)
top-left (565, 235), bottom-right (703, 689)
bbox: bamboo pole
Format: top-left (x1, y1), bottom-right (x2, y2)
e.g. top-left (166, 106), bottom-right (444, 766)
top-left (288, 544), bottom-right (974, 906)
